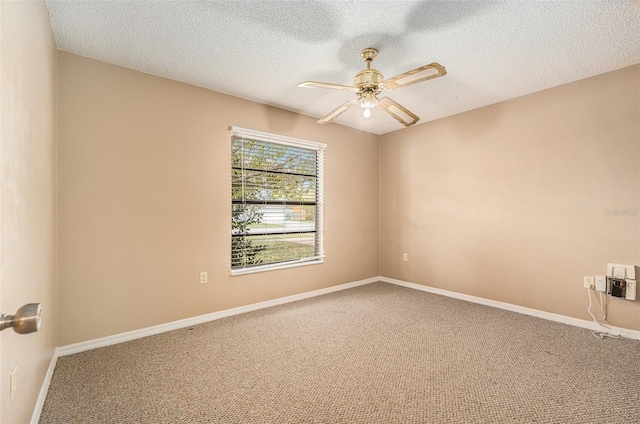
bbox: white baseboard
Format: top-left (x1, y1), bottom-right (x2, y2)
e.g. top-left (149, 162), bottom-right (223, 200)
top-left (57, 276), bottom-right (379, 357)
top-left (381, 276), bottom-right (640, 340)
top-left (36, 277), bottom-right (376, 420)
top-left (57, 274), bottom-right (640, 357)
top-left (30, 348), bottom-right (59, 424)
top-left (35, 275), bottom-right (640, 420)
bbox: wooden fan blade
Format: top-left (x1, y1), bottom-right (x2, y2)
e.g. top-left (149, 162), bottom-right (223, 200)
top-left (382, 63), bottom-right (446, 91)
top-left (298, 81), bottom-right (358, 93)
top-left (378, 97), bottom-right (420, 127)
top-left (317, 99), bottom-right (359, 124)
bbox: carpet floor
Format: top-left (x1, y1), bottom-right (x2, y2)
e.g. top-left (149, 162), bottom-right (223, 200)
top-left (40, 281), bottom-right (640, 423)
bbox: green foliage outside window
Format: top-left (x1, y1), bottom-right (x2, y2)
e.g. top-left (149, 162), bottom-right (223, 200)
top-left (232, 137), bottom-right (318, 270)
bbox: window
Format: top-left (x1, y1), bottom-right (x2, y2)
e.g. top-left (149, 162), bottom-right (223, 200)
top-left (230, 126), bottom-right (325, 274)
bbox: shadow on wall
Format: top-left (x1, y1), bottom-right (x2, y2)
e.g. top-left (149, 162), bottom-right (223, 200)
top-left (446, 92), bottom-right (505, 142)
top-left (257, 102), bottom-right (307, 134)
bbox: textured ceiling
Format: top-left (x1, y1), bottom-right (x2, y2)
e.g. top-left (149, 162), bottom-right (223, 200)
top-left (46, 1), bottom-right (640, 135)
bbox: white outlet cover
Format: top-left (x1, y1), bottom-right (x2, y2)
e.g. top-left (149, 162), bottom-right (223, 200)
top-left (595, 276), bottom-right (607, 292)
top-left (10, 367), bottom-right (17, 403)
top-left (583, 276), bottom-right (594, 289)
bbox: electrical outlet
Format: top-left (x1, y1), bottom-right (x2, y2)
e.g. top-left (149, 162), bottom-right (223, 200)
top-left (10, 367), bottom-right (17, 403)
top-left (402, 253), bottom-right (408, 261)
top-left (583, 276), bottom-right (595, 289)
top-left (199, 272), bottom-right (208, 284)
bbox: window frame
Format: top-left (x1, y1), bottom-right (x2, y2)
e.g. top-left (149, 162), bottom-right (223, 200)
top-left (229, 126), bottom-right (326, 275)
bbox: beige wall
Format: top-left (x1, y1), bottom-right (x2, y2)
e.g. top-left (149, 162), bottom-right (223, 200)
top-left (0, 1), bottom-right (58, 422)
top-left (380, 65), bottom-right (640, 330)
top-left (57, 50), bottom-right (639, 345)
top-left (57, 52), bottom-right (380, 346)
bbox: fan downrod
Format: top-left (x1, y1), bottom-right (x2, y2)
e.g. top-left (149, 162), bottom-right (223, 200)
top-left (355, 48), bottom-right (383, 91)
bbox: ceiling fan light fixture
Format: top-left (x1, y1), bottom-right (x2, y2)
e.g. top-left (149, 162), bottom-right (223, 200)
top-left (360, 91), bottom-right (378, 109)
top-left (360, 91), bottom-right (378, 118)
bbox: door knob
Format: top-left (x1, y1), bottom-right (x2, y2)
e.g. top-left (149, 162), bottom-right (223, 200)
top-left (0, 303), bottom-right (42, 334)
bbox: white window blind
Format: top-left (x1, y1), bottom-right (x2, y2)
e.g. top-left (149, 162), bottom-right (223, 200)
top-left (230, 127), bottom-right (325, 274)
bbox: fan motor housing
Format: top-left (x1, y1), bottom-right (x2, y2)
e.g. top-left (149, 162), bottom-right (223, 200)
top-left (354, 68), bottom-right (384, 92)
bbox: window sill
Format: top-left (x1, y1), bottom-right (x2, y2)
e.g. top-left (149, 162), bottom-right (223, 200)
top-left (231, 258), bottom-right (324, 276)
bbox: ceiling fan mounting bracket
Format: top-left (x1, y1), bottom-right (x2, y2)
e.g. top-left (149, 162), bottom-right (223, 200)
top-left (360, 48), bottom-right (378, 64)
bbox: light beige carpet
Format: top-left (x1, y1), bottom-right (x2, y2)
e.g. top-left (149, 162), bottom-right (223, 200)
top-left (40, 282), bottom-right (640, 423)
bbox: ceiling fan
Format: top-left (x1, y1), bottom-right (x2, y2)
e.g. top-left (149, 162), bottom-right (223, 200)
top-left (298, 48), bottom-right (446, 127)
